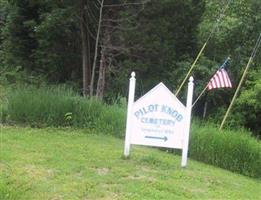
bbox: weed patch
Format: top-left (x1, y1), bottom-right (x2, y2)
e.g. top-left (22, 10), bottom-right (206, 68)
top-left (2, 86), bottom-right (126, 136)
top-left (190, 123), bottom-right (261, 178)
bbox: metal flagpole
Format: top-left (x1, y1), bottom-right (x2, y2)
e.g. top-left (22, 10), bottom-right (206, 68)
top-left (175, 42), bottom-right (208, 96)
top-left (192, 84), bottom-right (208, 108)
top-left (192, 57), bottom-right (230, 108)
top-left (175, 0), bottom-right (232, 96)
top-left (219, 33), bottom-right (261, 130)
top-left (202, 93), bottom-right (208, 119)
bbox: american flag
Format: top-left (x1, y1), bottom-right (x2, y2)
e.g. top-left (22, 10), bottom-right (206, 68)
top-left (207, 58), bottom-right (232, 90)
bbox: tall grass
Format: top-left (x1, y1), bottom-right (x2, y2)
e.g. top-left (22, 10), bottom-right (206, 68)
top-left (5, 86), bottom-right (74, 126)
top-left (190, 123), bottom-right (261, 178)
top-left (3, 86), bottom-right (126, 137)
top-left (2, 86), bottom-right (260, 178)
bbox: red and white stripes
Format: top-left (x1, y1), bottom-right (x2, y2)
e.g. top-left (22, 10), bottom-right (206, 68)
top-left (207, 68), bottom-right (232, 90)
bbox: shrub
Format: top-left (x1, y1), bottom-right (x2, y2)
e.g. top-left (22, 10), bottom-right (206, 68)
top-left (189, 123), bottom-right (261, 178)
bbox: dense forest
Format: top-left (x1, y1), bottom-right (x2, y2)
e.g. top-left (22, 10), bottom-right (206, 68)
top-left (0, 0), bottom-right (260, 136)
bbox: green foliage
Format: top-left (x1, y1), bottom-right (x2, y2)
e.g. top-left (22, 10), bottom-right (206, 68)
top-left (194, 0), bottom-right (261, 131)
top-left (0, 0), bottom-right (40, 70)
top-left (200, 0), bottom-right (261, 82)
top-left (229, 69), bottom-right (261, 137)
top-left (109, 0), bottom-right (205, 97)
top-left (0, 0), bottom-right (82, 84)
top-left (4, 85), bottom-right (74, 126)
top-left (3, 86), bottom-right (126, 137)
top-left (190, 122), bottom-right (261, 178)
top-left (0, 66), bottom-right (47, 87)
top-left (34, 4), bottom-right (81, 83)
top-left (0, 0), bottom-right (260, 134)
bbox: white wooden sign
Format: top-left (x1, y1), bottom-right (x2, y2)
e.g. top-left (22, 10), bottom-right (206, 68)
top-left (124, 72), bottom-right (194, 167)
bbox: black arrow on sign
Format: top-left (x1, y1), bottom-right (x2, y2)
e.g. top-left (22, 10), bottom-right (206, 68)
top-left (145, 136), bottom-right (168, 142)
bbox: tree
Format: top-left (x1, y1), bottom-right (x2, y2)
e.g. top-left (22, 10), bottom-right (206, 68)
top-left (105, 0), bottom-right (205, 100)
top-left (1, 0), bottom-right (41, 71)
top-left (192, 0), bottom-right (261, 124)
top-left (80, 0), bottom-right (92, 96)
top-left (82, 0), bottom-right (148, 98)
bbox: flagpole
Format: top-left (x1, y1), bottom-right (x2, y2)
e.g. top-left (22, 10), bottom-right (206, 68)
top-left (192, 84), bottom-right (208, 108)
top-left (175, 1), bottom-right (232, 96)
top-left (219, 33), bottom-right (261, 130)
top-left (202, 93), bottom-right (208, 119)
top-left (192, 57), bottom-right (230, 108)
top-left (175, 42), bottom-right (207, 96)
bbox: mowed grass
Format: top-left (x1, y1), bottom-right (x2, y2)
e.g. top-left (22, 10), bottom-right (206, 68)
top-left (0, 127), bottom-right (260, 200)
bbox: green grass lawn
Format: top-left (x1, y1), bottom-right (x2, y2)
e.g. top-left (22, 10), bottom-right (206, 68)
top-left (0, 127), bottom-right (260, 200)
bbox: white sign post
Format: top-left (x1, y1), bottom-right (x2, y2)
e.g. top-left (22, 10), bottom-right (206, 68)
top-left (124, 72), bottom-right (194, 167)
top-left (181, 76), bottom-right (194, 167)
top-left (124, 72), bottom-right (136, 157)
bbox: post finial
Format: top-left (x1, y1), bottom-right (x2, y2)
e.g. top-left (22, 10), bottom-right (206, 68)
top-left (131, 72), bottom-right (135, 78)
top-left (189, 76), bottom-right (194, 82)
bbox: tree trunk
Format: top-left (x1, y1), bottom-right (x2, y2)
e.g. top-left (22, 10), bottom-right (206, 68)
top-left (203, 100), bottom-right (208, 119)
top-left (89, 0), bottom-right (104, 96)
top-left (80, 0), bottom-right (91, 96)
top-left (96, 50), bottom-right (106, 99)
